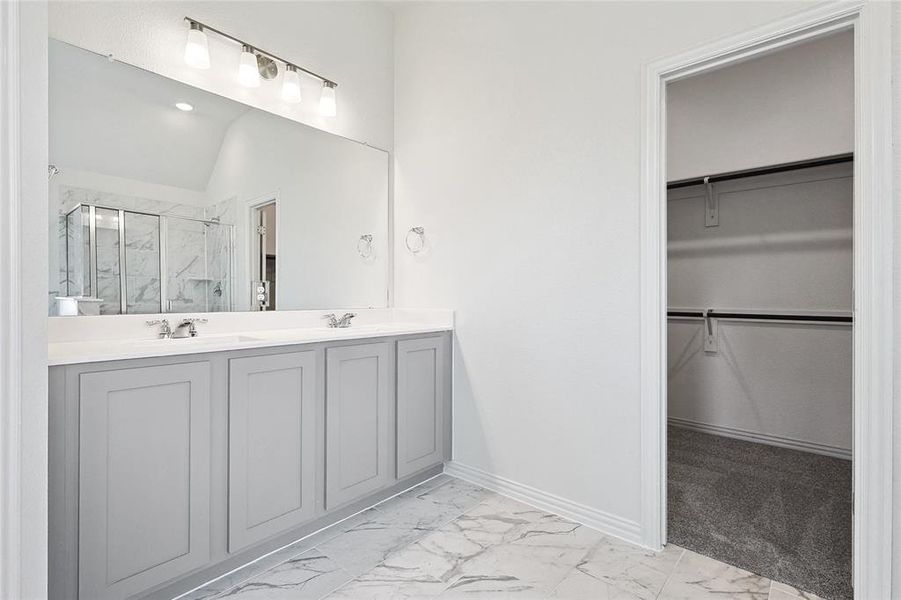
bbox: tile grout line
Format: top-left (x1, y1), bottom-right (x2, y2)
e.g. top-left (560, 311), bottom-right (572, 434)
top-left (654, 547), bottom-right (686, 600)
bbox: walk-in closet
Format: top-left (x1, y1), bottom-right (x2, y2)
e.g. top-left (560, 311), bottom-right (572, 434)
top-left (665, 31), bottom-right (853, 600)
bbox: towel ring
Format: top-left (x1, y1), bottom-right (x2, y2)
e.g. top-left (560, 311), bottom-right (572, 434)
top-left (357, 234), bottom-right (374, 259)
top-left (405, 227), bottom-right (425, 253)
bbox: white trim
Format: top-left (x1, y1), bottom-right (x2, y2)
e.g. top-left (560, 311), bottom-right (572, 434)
top-left (444, 461), bottom-right (642, 545)
top-left (668, 417), bottom-right (851, 461)
top-left (639, 2), bottom-right (893, 597)
top-left (0, 2), bottom-right (23, 597)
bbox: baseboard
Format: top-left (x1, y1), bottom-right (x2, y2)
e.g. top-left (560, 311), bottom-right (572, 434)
top-left (444, 461), bottom-right (643, 546)
top-left (668, 417), bottom-right (851, 460)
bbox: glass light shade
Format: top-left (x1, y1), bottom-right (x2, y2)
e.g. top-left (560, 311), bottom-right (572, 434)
top-left (319, 82), bottom-right (337, 117)
top-left (237, 46), bottom-right (261, 88)
top-left (184, 27), bottom-right (210, 69)
top-left (281, 66), bottom-right (302, 103)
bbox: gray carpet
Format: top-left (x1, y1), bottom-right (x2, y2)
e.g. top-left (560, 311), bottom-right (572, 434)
top-left (667, 426), bottom-right (852, 600)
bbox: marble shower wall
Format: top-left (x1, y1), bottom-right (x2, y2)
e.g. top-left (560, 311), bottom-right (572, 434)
top-left (55, 185), bottom-right (235, 315)
top-left (204, 197), bottom-right (237, 313)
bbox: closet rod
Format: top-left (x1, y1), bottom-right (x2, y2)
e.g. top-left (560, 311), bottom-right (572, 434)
top-left (667, 309), bottom-right (852, 324)
top-left (666, 153), bottom-right (853, 190)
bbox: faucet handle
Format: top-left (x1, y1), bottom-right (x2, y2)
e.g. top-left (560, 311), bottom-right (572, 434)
top-left (337, 313), bottom-right (356, 328)
top-left (146, 319), bottom-right (172, 339)
top-left (323, 313), bottom-right (339, 328)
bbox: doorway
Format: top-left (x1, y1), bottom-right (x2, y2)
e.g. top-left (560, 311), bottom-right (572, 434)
top-left (251, 201), bottom-right (277, 311)
top-left (638, 4), bottom-right (893, 599)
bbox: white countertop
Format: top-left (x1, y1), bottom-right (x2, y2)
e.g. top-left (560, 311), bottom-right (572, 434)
top-left (49, 322), bottom-right (452, 366)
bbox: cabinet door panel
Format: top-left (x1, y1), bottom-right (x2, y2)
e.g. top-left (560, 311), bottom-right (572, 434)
top-left (79, 362), bottom-right (211, 600)
top-left (325, 342), bottom-right (391, 509)
top-left (397, 337), bottom-right (446, 478)
top-left (228, 351), bottom-right (317, 551)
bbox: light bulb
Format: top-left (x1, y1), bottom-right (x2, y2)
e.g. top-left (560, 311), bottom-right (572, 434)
top-left (282, 65), bottom-right (302, 103)
top-left (237, 45), bottom-right (261, 88)
top-left (319, 81), bottom-right (337, 117)
top-left (184, 22), bottom-right (210, 70)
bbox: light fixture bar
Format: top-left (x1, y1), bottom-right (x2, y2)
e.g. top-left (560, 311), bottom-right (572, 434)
top-left (184, 17), bottom-right (337, 88)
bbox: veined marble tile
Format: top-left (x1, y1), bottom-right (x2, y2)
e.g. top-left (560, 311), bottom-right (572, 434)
top-left (769, 581), bottom-right (824, 600)
top-left (445, 512), bottom-right (603, 595)
top-left (549, 567), bottom-right (645, 600)
top-left (176, 478), bottom-right (785, 600)
top-left (438, 573), bottom-right (542, 599)
top-left (573, 537), bottom-right (684, 600)
top-left (323, 563), bottom-right (447, 599)
top-left (210, 550), bottom-right (351, 600)
top-left (316, 508), bottom-right (433, 577)
top-left (179, 512), bottom-right (378, 600)
top-left (374, 478), bottom-right (498, 534)
top-left (658, 550), bottom-right (769, 600)
top-left (369, 518), bottom-right (501, 586)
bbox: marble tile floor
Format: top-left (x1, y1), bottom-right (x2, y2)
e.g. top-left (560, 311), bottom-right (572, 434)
top-left (179, 475), bottom-right (825, 600)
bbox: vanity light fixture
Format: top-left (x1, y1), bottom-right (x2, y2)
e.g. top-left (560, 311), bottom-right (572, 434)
top-left (319, 81), bottom-right (337, 117)
top-left (175, 102), bottom-right (194, 111)
top-left (183, 21), bottom-right (210, 69)
top-left (282, 65), bottom-right (302, 103)
top-left (182, 17), bottom-right (338, 115)
top-left (237, 45), bottom-right (261, 88)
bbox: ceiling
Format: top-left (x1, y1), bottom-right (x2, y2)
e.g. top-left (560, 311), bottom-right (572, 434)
top-left (49, 39), bottom-right (249, 192)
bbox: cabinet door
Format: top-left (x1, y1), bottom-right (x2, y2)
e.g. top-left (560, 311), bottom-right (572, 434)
top-left (79, 362), bottom-right (211, 600)
top-left (397, 337), bottom-right (446, 478)
top-left (228, 351), bottom-right (317, 552)
top-left (325, 342), bottom-right (391, 509)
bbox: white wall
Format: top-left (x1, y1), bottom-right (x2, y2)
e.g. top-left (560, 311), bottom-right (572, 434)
top-left (667, 165), bottom-right (852, 454)
top-left (667, 30), bottom-right (853, 182)
top-left (394, 1), bottom-right (813, 526)
top-left (48, 1), bottom-right (395, 150)
top-left (205, 109), bottom-right (389, 310)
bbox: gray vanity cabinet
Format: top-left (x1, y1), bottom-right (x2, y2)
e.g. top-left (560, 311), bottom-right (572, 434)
top-left (78, 362), bottom-right (211, 600)
top-left (50, 331), bottom-right (452, 600)
top-left (396, 336), bottom-right (447, 478)
top-left (227, 351), bottom-right (318, 552)
top-left (325, 342), bottom-right (393, 509)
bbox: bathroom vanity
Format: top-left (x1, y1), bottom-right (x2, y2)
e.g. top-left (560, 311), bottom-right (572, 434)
top-left (46, 28), bottom-right (443, 600)
top-left (49, 324), bottom-right (452, 600)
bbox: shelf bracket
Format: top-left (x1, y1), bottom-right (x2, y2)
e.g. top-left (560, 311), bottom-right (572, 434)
top-left (704, 177), bottom-right (718, 227)
top-left (703, 309), bottom-right (718, 353)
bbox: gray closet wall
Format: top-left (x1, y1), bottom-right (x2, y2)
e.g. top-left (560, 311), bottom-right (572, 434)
top-left (667, 163), bottom-right (852, 456)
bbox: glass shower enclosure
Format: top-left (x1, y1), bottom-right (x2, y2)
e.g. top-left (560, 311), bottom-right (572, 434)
top-left (64, 204), bottom-right (235, 315)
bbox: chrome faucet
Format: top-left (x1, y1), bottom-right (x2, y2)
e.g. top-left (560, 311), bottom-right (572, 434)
top-left (173, 317), bottom-right (208, 338)
top-left (145, 319), bottom-right (172, 339)
top-left (323, 313), bottom-right (356, 328)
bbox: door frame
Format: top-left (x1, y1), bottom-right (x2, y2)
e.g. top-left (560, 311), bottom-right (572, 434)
top-left (242, 194), bottom-right (280, 311)
top-left (1, 1), bottom-right (49, 597)
top-left (638, 2), bottom-right (893, 597)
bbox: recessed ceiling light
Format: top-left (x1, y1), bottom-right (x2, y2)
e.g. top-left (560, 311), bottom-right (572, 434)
top-left (175, 102), bottom-right (194, 112)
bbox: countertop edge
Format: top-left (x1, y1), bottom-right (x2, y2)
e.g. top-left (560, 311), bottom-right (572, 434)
top-left (48, 325), bottom-right (453, 367)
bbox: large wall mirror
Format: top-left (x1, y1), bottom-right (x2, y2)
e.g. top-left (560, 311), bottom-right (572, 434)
top-left (49, 39), bottom-right (389, 316)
